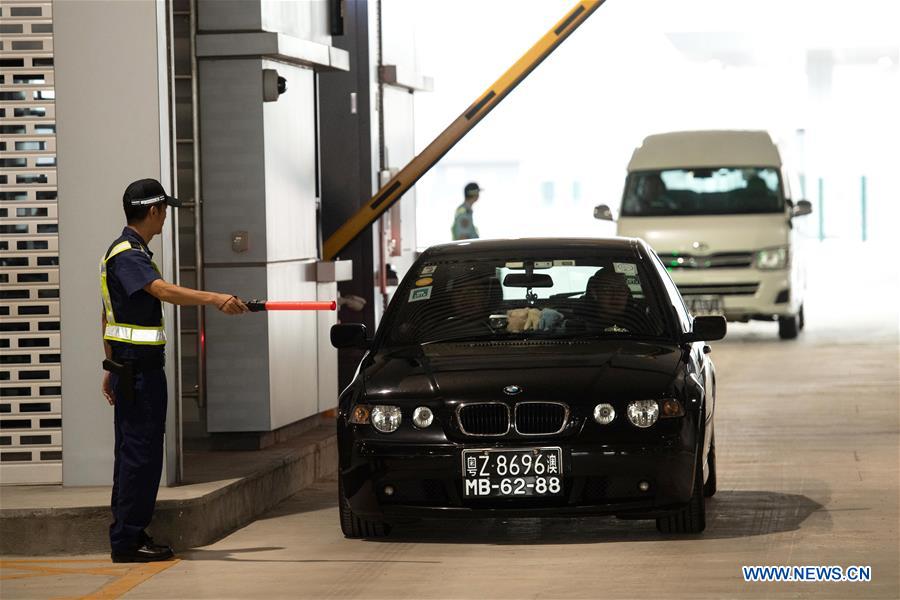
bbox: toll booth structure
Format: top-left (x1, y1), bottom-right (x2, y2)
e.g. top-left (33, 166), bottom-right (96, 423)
top-left (0, 0), bottom-right (428, 487)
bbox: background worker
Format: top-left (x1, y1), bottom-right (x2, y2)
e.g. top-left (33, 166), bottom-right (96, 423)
top-left (100, 178), bottom-right (248, 563)
top-left (451, 182), bottom-right (482, 240)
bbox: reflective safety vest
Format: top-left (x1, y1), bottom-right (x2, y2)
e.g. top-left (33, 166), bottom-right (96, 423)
top-left (99, 240), bottom-right (166, 346)
top-left (451, 203), bottom-right (478, 241)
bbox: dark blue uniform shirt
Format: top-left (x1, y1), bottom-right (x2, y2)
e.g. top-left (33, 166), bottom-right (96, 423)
top-left (105, 228), bottom-right (163, 359)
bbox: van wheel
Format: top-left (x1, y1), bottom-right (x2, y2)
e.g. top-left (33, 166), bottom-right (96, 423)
top-left (339, 478), bottom-right (391, 539)
top-left (657, 447), bottom-right (706, 534)
top-left (778, 315), bottom-right (799, 339)
top-left (798, 304), bottom-right (805, 330)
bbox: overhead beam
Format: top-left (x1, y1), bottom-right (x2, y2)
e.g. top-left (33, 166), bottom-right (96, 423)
top-left (323, 0), bottom-right (607, 261)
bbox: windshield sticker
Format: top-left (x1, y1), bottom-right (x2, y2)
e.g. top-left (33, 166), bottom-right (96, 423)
top-left (626, 275), bottom-right (643, 293)
top-left (553, 259), bottom-right (576, 267)
top-left (614, 262), bottom-right (638, 276)
top-left (408, 286), bottom-right (432, 302)
top-left (419, 265), bottom-right (436, 276)
top-left (415, 277), bottom-right (433, 287)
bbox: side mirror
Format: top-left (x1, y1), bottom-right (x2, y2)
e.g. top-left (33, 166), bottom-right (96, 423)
top-left (330, 323), bottom-right (369, 349)
top-left (683, 315), bottom-right (727, 343)
top-left (792, 199), bottom-right (812, 217)
top-left (593, 204), bottom-right (614, 221)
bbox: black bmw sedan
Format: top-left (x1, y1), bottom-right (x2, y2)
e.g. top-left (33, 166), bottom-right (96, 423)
top-left (331, 238), bottom-right (726, 537)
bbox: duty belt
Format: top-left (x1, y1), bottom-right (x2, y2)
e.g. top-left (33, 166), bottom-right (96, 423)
top-left (118, 356), bottom-right (165, 372)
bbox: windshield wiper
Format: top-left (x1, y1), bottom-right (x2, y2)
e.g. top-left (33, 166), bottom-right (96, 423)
top-left (420, 334), bottom-right (508, 346)
top-left (574, 332), bottom-right (672, 343)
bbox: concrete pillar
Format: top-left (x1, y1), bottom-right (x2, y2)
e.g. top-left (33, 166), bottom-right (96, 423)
top-left (55, 0), bottom-right (178, 485)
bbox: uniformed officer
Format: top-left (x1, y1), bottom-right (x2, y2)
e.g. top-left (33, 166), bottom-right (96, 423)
top-left (451, 182), bottom-right (482, 240)
top-left (100, 178), bottom-right (248, 562)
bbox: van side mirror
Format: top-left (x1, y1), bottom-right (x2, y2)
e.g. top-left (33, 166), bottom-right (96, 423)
top-left (331, 323), bottom-right (370, 349)
top-left (683, 315), bottom-right (727, 343)
top-left (593, 204), bottom-right (614, 221)
top-left (792, 199), bottom-right (812, 217)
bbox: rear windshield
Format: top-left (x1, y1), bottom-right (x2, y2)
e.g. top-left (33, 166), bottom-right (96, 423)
top-left (380, 254), bottom-right (670, 348)
top-left (622, 167), bottom-right (784, 216)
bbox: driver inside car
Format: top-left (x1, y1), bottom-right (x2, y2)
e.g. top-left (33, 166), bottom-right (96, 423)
top-left (443, 272), bottom-right (502, 333)
top-left (582, 268), bottom-right (633, 333)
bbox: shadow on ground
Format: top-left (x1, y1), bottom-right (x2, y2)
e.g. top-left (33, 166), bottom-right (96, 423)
top-left (246, 480), bottom-right (824, 546)
top-left (369, 490), bottom-right (824, 545)
top-left (181, 546), bottom-right (439, 564)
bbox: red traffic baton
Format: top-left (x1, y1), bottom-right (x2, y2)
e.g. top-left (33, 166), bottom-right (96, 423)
top-left (246, 300), bottom-right (336, 312)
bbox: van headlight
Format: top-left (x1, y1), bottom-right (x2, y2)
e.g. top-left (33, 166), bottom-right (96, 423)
top-left (756, 246), bottom-right (788, 270)
top-left (371, 405), bottom-right (402, 433)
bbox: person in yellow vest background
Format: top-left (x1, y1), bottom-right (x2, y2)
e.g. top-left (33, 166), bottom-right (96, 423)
top-left (451, 182), bottom-right (482, 240)
top-left (100, 178), bottom-right (248, 562)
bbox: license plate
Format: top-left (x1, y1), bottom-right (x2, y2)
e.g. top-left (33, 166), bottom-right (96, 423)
top-left (462, 447), bottom-right (563, 498)
top-left (685, 295), bottom-right (724, 316)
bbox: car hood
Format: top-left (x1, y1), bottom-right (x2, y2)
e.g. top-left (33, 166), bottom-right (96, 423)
top-left (363, 340), bottom-right (685, 404)
top-left (617, 213), bottom-right (789, 253)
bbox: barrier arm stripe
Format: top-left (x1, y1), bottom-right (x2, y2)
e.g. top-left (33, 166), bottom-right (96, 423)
top-left (322, 0), bottom-right (607, 261)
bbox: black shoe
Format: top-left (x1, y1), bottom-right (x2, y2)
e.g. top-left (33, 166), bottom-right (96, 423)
top-left (111, 543), bottom-right (175, 563)
top-left (138, 532), bottom-right (173, 554)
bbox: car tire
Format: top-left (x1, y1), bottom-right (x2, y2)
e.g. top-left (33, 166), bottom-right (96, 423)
top-left (798, 304), bottom-right (806, 331)
top-left (703, 434), bottom-right (717, 498)
top-left (778, 314), bottom-right (799, 339)
top-left (656, 447), bottom-right (706, 534)
top-left (338, 478), bottom-right (391, 539)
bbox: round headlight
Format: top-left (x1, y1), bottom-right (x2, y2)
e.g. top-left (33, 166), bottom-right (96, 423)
top-left (413, 406), bottom-right (434, 429)
top-left (627, 400), bottom-right (659, 428)
top-left (371, 405), bottom-right (402, 433)
top-left (593, 403), bottom-right (615, 425)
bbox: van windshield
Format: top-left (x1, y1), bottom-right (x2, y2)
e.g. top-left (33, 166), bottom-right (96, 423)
top-left (621, 167), bottom-right (784, 216)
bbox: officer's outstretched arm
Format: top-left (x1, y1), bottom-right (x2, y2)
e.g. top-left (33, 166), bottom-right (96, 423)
top-left (144, 280), bottom-right (248, 315)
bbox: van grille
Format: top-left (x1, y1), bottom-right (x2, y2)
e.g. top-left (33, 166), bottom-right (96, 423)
top-left (659, 252), bottom-right (753, 269)
top-left (679, 283), bottom-right (759, 296)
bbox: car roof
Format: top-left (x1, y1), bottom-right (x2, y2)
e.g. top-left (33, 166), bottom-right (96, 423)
top-left (421, 237), bottom-right (646, 259)
top-left (628, 130), bottom-right (782, 171)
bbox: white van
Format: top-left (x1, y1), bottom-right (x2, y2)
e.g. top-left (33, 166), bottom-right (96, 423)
top-left (595, 130), bottom-right (813, 339)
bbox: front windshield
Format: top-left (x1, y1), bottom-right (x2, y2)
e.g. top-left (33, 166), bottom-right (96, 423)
top-left (382, 255), bottom-right (669, 347)
top-left (621, 167), bottom-right (784, 216)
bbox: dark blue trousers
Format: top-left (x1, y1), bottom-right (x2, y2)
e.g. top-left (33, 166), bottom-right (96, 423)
top-left (109, 367), bottom-right (167, 553)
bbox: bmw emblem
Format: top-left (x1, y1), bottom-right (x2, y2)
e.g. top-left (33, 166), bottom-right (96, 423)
top-left (503, 385), bottom-right (523, 396)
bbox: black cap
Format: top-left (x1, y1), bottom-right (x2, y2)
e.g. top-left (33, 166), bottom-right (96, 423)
top-left (123, 178), bottom-right (181, 208)
top-left (464, 182), bottom-right (483, 197)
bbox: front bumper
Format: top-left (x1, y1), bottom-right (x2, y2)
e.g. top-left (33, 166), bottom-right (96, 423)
top-left (672, 268), bottom-right (797, 320)
top-left (340, 438), bottom-right (698, 522)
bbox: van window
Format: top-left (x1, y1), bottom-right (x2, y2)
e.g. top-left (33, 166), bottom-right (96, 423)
top-left (622, 167), bottom-right (784, 216)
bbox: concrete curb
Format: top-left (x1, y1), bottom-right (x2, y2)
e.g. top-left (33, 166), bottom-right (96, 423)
top-left (0, 431), bottom-right (337, 555)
